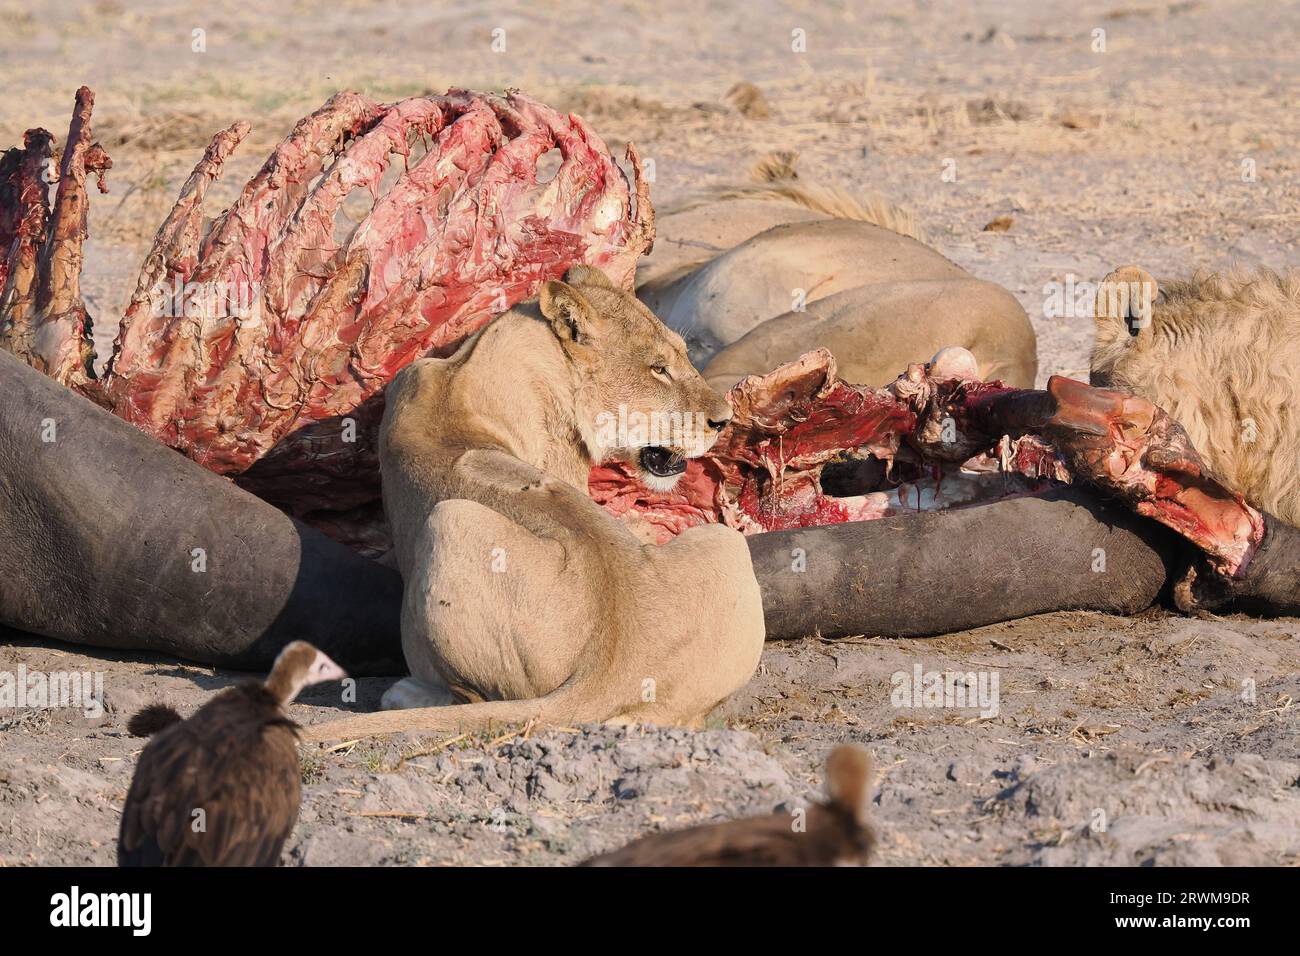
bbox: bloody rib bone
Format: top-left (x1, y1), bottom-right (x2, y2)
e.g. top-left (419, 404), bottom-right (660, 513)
top-left (0, 128), bottom-right (56, 355)
top-left (890, 368), bottom-right (1264, 575)
top-left (1, 87), bottom-right (653, 534)
top-left (0, 86), bottom-right (111, 384)
top-left (590, 350), bottom-right (1055, 542)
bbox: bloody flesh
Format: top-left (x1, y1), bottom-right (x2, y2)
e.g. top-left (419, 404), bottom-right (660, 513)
top-left (1, 87), bottom-right (653, 529)
top-left (590, 349), bottom-right (1265, 578)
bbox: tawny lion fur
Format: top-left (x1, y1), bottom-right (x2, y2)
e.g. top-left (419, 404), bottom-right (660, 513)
top-left (636, 152), bottom-right (1036, 389)
top-left (670, 149), bottom-right (924, 242)
top-left (1091, 264), bottom-right (1300, 528)
top-left (303, 265), bottom-right (764, 742)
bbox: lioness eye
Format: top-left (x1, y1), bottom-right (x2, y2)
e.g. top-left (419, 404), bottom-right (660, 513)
top-left (651, 363), bottom-right (669, 377)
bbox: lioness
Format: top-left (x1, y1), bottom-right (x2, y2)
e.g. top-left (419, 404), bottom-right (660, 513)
top-left (304, 266), bottom-right (764, 740)
top-left (638, 155), bottom-right (1038, 390)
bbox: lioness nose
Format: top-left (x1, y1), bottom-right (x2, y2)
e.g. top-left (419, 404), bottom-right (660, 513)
top-left (707, 414), bottom-right (732, 432)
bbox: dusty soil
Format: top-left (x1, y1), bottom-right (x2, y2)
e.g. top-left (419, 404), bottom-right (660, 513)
top-left (1, 0), bottom-right (1297, 866)
top-left (5, 613), bottom-right (1299, 866)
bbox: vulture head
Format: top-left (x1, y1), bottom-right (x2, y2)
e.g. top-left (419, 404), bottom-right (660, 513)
top-left (824, 744), bottom-right (875, 828)
top-left (265, 641), bottom-right (348, 705)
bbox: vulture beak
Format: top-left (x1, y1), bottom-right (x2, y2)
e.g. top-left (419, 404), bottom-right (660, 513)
top-left (309, 651), bottom-right (348, 686)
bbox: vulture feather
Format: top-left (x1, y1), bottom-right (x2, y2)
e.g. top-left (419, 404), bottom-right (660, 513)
top-left (582, 745), bottom-right (877, 867)
top-left (118, 641), bottom-right (346, 867)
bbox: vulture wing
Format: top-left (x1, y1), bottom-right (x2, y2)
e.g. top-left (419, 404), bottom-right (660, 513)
top-left (583, 805), bottom-right (873, 867)
top-left (119, 686), bottom-right (303, 867)
top-left (583, 813), bottom-right (804, 867)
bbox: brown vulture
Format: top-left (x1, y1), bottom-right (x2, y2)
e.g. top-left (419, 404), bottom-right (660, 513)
top-left (581, 744), bottom-right (877, 866)
top-left (118, 641), bottom-right (347, 867)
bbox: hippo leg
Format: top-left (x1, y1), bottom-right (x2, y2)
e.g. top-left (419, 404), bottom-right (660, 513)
top-left (749, 487), bottom-right (1180, 641)
top-left (1023, 376), bottom-right (1299, 614)
top-left (0, 350), bottom-right (403, 673)
top-left (1174, 513), bottom-right (1300, 616)
top-left (1033, 375), bottom-right (1264, 577)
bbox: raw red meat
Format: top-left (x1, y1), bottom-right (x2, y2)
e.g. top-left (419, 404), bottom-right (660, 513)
top-left (1, 86), bottom-right (653, 531)
top-left (590, 349), bottom-right (1264, 577)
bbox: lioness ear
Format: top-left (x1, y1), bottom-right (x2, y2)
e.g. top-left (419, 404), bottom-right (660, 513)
top-left (540, 280), bottom-right (598, 344)
top-left (562, 264), bottom-right (617, 290)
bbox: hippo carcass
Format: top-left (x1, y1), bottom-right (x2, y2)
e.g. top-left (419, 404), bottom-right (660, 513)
top-left (6, 345), bottom-right (1299, 673)
top-left (0, 349), bottom-right (403, 673)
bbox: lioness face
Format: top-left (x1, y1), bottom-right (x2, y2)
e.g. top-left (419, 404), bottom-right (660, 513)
top-left (540, 265), bottom-right (734, 491)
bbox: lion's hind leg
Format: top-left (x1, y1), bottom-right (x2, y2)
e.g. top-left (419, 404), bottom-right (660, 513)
top-left (404, 498), bottom-right (584, 705)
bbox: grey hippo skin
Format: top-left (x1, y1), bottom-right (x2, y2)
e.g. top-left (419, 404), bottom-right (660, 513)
top-left (751, 488), bottom-right (1300, 640)
top-left (1233, 515), bottom-right (1300, 615)
top-left (3, 350), bottom-right (1295, 671)
top-left (749, 488), bottom-right (1183, 641)
top-left (0, 350), bottom-right (404, 674)
top-left (1178, 512), bottom-right (1300, 617)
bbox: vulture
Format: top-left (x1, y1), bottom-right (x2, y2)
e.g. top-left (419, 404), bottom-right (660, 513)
top-left (582, 744), bottom-right (877, 866)
top-left (118, 641), bottom-right (347, 867)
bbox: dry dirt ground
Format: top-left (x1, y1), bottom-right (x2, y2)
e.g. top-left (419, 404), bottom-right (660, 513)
top-left (1, 0), bottom-right (1297, 866)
